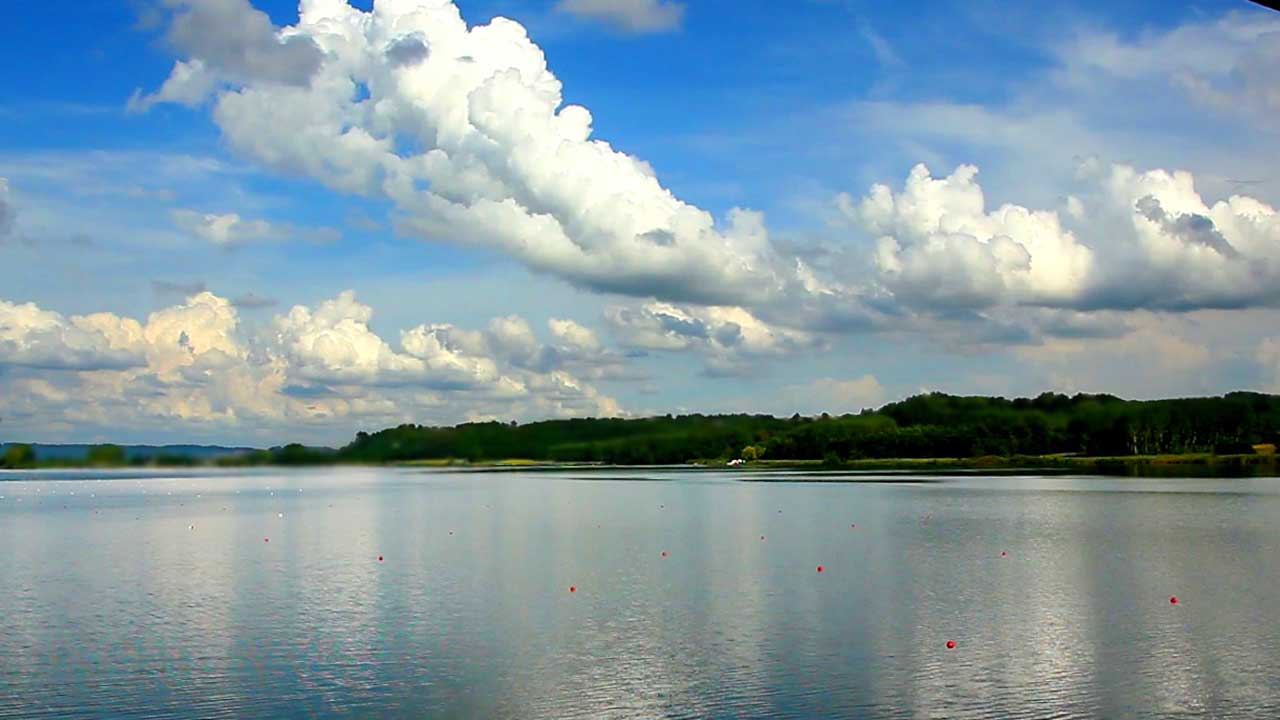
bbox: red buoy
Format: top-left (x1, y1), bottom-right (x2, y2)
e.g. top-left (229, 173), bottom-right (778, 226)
top-left (569, 586), bottom-right (576, 593)
top-left (378, 555), bottom-right (384, 562)
top-left (817, 565), bottom-right (824, 573)
top-left (661, 551), bottom-right (668, 557)
top-left (1000, 551), bottom-right (1008, 557)
top-left (1170, 596), bottom-right (1179, 604)
top-left (946, 640), bottom-right (956, 649)
top-left (264, 537), bottom-right (270, 543)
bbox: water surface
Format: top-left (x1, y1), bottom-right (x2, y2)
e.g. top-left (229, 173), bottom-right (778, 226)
top-left (2, 467), bottom-right (1278, 718)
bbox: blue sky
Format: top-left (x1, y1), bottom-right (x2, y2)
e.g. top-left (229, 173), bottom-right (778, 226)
top-left (2, 0), bottom-right (1279, 445)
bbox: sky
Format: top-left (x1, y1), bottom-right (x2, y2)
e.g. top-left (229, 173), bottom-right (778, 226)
top-left (1, 0), bottom-right (1279, 446)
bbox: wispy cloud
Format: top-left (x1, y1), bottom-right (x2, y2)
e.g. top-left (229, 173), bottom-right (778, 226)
top-left (0, 178), bottom-right (15, 241)
top-left (171, 209), bottom-right (339, 246)
top-left (152, 279), bottom-right (207, 297)
top-left (553, 0), bottom-right (685, 33)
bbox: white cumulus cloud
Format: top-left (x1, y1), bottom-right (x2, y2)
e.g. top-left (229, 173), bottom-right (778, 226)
top-left (140, 0), bottom-right (789, 307)
top-left (606, 301), bottom-right (821, 375)
top-left (838, 161), bottom-right (1280, 314)
top-left (129, 0), bottom-right (324, 111)
top-left (840, 163), bottom-right (1094, 309)
top-left (0, 290), bottom-right (627, 443)
top-left (0, 299), bottom-right (147, 371)
top-left (134, 1), bottom-right (1280, 350)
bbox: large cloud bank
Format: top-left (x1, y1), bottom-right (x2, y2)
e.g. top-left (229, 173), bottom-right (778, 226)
top-left (0, 290), bottom-right (623, 442)
top-left (134, 0), bottom-right (1280, 337)
top-left (838, 162), bottom-right (1280, 313)
top-left (138, 0), bottom-right (788, 308)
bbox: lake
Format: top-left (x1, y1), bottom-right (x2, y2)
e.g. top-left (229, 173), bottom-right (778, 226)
top-left (1, 467), bottom-right (1278, 719)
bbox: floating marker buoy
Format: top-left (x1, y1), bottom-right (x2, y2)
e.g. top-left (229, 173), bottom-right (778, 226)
top-left (1000, 551), bottom-right (1008, 557)
top-left (760, 535), bottom-right (766, 540)
top-left (1170, 596), bottom-right (1179, 604)
top-left (277, 513), bottom-right (284, 519)
top-left (188, 525), bottom-right (194, 531)
top-left (946, 640), bottom-right (956, 649)
top-left (817, 565), bottom-right (824, 573)
top-left (569, 586), bottom-right (576, 593)
top-left (264, 537), bottom-right (270, 543)
top-left (661, 551), bottom-right (668, 558)
top-left (378, 555), bottom-right (384, 562)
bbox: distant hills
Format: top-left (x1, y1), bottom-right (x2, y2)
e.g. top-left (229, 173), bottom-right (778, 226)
top-left (0, 443), bottom-right (257, 462)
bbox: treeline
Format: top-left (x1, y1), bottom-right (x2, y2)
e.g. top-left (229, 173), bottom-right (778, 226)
top-left (334, 391), bottom-right (1280, 465)
top-left (0, 442), bottom-right (338, 469)
top-left (6, 392), bottom-right (1279, 469)
top-left (338, 415), bottom-right (795, 465)
top-left (0, 443), bottom-right (206, 469)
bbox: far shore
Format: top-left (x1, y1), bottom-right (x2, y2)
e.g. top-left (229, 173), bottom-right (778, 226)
top-left (709, 453), bottom-right (1279, 478)
top-left (5, 452), bottom-right (1276, 479)
top-left (389, 452), bottom-right (1280, 478)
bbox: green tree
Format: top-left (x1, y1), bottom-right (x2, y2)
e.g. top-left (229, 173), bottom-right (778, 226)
top-left (1, 443), bottom-right (36, 468)
top-left (86, 444), bottom-right (126, 466)
top-left (323, 391), bottom-right (1280, 466)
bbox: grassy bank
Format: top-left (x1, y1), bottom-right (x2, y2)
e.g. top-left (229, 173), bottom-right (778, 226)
top-left (398, 458), bottom-right (564, 467)
top-left (702, 452), bottom-right (1279, 477)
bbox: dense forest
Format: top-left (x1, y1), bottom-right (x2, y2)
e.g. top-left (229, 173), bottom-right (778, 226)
top-left (4, 392), bottom-right (1278, 469)
top-left (286, 391), bottom-right (1280, 466)
top-left (329, 391), bottom-right (1280, 465)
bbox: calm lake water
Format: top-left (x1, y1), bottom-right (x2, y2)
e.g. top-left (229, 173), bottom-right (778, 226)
top-left (2, 467), bottom-right (1279, 719)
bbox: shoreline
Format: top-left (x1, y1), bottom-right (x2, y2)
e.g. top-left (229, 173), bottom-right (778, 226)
top-left (709, 453), bottom-right (1280, 478)
top-left (4, 452), bottom-right (1277, 478)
